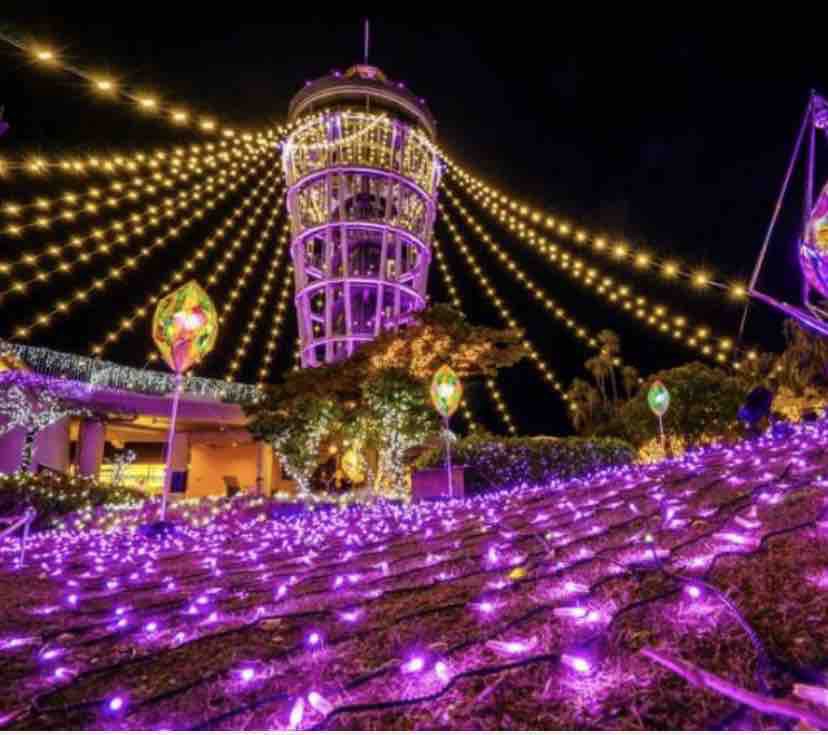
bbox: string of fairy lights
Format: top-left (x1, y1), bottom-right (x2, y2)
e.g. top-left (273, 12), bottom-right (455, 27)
top-left (212, 190), bottom-right (286, 372)
top-left (429, 232), bottom-right (505, 434)
top-left (0, 29), bottom-right (228, 136)
top-left (90, 157), bottom-right (281, 359)
top-left (440, 207), bottom-right (603, 357)
top-left (433, 235), bottom-right (567, 417)
top-left (0, 42), bottom-right (768, 413)
top-left (15, 147), bottom-right (272, 343)
top-left (228, 218), bottom-right (290, 384)
top-left (0, 132), bottom-right (278, 179)
top-left (255, 257), bottom-right (294, 386)
top-left (0, 138), bottom-right (264, 237)
top-left (441, 188), bottom-right (738, 366)
top-left (0, 141), bottom-right (265, 296)
top-left (442, 157), bottom-right (750, 303)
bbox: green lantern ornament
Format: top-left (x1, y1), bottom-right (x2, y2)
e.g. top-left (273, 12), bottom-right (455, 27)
top-left (431, 365), bottom-right (463, 418)
top-left (647, 380), bottom-right (670, 417)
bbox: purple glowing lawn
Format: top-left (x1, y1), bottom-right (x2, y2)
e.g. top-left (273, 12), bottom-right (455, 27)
top-left (1, 425), bottom-right (828, 730)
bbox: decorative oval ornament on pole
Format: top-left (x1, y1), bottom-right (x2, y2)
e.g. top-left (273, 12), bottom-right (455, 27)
top-left (647, 380), bottom-right (670, 417)
top-left (431, 365), bottom-right (463, 499)
top-left (647, 380), bottom-right (670, 456)
top-left (430, 365), bottom-right (463, 418)
top-left (152, 280), bottom-right (219, 374)
top-left (150, 280), bottom-right (218, 526)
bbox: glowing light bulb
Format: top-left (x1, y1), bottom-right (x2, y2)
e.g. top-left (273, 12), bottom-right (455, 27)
top-left (403, 656), bottom-right (425, 673)
top-left (562, 654), bottom-right (591, 674)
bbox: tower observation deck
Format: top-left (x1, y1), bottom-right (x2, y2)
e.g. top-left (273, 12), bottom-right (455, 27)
top-left (283, 64), bottom-right (441, 367)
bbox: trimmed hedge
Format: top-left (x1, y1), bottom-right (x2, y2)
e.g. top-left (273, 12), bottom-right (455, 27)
top-left (414, 435), bottom-right (635, 494)
top-left (0, 472), bottom-right (146, 528)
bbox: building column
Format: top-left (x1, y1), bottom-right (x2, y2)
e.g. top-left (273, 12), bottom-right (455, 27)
top-left (77, 418), bottom-right (106, 478)
top-left (33, 417), bottom-right (71, 473)
top-left (0, 425), bottom-right (26, 474)
top-left (256, 441), bottom-right (274, 496)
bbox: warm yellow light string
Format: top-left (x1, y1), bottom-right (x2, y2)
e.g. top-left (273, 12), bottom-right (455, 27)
top-left (94, 166), bottom-right (283, 359)
top-left (433, 234), bottom-right (568, 408)
top-left (2, 172), bottom-right (188, 237)
top-left (0, 138), bottom-right (261, 235)
top-left (442, 159), bottom-right (749, 302)
top-left (12, 148), bottom-right (269, 341)
top-left (286, 111), bottom-right (389, 155)
top-left (3, 176), bottom-right (213, 305)
top-left (443, 189), bottom-right (735, 365)
top-left (225, 217), bottom-right (291, 383)
top-left (485, 378), bottom-right (518, 435)
top-left (0, 142), bottom-right (264, 289)
top-left (0, 129), bottom-right (277, 180)
top-left (255, 229), bottom-right (294, 388)
top-left (293, 336), bottom-right (302, 372)
top-left (441, 204), bottom-right (600, 352)
top-left (442, 206), bottom-right (658, 414)
top-left (429, 237), bottom-right (497, 435)
top-left (208, 189), bottom-right (285, 370)
top-left (0, 29), bottom-right (238, 136)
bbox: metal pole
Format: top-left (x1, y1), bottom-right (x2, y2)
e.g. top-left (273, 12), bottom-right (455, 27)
top-left (19, 511), bottom-right (31, 565)
top-left (363, 19), bottom-right (370, 64)
top-left (738, 96), bottom-right (813, 343)
top-left (160, 373), bottom-right (183, 521)
top-left (802, 92), bottom-right (817, 306)
top-left (444, 415), bottom-right (454, 498)
top-left (658, 414), bottom-right (665, 456)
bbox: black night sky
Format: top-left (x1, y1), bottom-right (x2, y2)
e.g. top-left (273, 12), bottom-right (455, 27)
top-left (0, 14), bottom-right (824, 435)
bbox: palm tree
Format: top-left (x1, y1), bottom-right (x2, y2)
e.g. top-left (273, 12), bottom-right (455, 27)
top-left (621, 365), bottom-right (640, 400)
top-left (597, 330), bottom-right (621, 402)
top-left (585, 356), bottom-right (609, 405)
top-left (568, 378), bottom-right (601, 433)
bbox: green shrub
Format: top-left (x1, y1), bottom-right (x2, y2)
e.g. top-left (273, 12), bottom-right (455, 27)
top-left (0, 471), bottom-right (145, 528)
top-left (414, 435), bottom-right (634, 494)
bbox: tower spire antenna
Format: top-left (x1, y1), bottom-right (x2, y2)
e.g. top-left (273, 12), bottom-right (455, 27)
top-left (363, 18), bottom-right (370, 64)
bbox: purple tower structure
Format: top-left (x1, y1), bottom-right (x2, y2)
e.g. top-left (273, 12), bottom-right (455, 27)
top-left (283, 64), bottom-right (441, 367)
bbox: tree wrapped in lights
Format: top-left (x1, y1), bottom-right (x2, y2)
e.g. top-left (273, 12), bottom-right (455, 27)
top-left (248, 304), bottom-right (526, 499)
top-left (362, 368), bottom-right (437, 497)
top-left (258, 398), bottom-right (343, 498)
top-left (0, 372), bottom-right (90, 473)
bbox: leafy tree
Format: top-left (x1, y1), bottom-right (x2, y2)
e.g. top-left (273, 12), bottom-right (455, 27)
top-left (775, 319), bottom-right (828, 394)
top-left (599, 362), bottom-right (747, 449)
top-left (0, 373), bottom-right (90, 473)
top-left (361, 303), bottom-right (525, 380)
top-left (246, 304), bottom-right (527, 498)
top-left (248, 396), bottom-right (343, 496)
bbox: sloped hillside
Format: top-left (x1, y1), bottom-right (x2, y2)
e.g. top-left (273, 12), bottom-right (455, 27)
top-left (1, 423), bottom-right (827, 729)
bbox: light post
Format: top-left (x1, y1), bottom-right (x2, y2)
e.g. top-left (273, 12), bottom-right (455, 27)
top-left (430, 365), bottom-right (463, 498)
top-left (647, 380), bottom-right (670, 455)
top-left (151, 280), bottom-right (218, 524)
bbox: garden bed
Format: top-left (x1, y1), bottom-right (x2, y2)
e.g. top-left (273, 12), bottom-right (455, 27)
top-left (415, 435), bottom-right (635, 494)
top-left (0, 424), bottom-right (826, 729)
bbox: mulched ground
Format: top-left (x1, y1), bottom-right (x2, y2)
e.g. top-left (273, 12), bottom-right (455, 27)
top-left (1, 422), bottom-right (827, 730)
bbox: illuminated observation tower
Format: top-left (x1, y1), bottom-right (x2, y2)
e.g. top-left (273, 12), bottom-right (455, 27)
top-left (283, 56), bottom-right (441, 367)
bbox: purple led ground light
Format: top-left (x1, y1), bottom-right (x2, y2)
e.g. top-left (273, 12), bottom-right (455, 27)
top-left (0, 421), bottom-right (827, 729)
